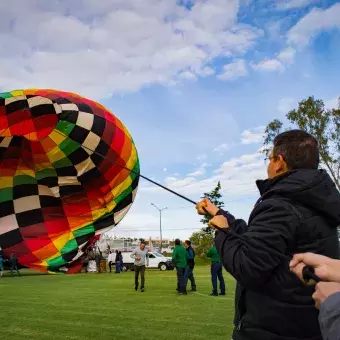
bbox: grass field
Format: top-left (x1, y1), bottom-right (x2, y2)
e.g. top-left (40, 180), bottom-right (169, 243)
top-left (0, 266), bottom-right (236, 340)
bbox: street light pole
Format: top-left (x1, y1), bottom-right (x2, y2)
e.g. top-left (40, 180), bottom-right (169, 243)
top-left (151, 203), bottom-right (167, 253)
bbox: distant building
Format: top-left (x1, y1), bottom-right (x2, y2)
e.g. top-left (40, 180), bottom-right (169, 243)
top-left (95, 235), bottom-right (172, 256)
top-left (148, 237), bottom-right (171, 247)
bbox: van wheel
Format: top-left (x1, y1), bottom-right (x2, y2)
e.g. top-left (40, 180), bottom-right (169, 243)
top-left (159, 263), bottom-right (167, 271)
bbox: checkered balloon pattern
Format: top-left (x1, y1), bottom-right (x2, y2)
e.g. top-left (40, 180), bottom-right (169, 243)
top-left (0, 89), bottom-right (139, 273)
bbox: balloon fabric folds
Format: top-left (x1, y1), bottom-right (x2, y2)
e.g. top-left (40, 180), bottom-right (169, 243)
top-left (0, 89), bottom-right (139, 273)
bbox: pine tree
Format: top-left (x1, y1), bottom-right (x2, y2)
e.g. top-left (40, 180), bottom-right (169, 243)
top-left (200, 181), bottom-right (224, 234)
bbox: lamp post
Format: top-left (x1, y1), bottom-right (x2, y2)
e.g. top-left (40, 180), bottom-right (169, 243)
top-left (151, 203), bottom-right (167, 253)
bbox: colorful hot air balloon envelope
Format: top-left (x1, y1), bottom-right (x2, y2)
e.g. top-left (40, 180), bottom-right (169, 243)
top-left (0, 89), bottom-right (139, 273)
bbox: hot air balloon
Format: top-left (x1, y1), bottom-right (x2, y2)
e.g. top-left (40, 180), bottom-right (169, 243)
top-left (0, 89), bottom-right (139, 273)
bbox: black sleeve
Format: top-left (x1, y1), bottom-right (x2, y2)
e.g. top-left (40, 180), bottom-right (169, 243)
top-left (215, 200), bottom-right (298, 289)
top-left (216, 209), bottom-right (248, 235)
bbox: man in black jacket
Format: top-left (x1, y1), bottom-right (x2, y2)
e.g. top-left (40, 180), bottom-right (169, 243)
top-left (196, 130), bottom-right (340, 340)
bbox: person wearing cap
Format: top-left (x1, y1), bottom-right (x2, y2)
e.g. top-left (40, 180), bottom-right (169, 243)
top-left (172, 239), bottom-right (188, 295)
top-left (206, 239), bottom-right (225, 296)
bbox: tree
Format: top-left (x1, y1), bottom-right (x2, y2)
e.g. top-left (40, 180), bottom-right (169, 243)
top-left (263, 96), bottom-right (340, 191)
top-left (189, 231), bottom-right (214, 257)
top-left (200, 181), bottom-right (225, 234)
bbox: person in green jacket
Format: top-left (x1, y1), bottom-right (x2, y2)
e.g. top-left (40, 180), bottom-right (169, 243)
top-left (206, 240), bottom-right (225, 296)
top-left (172, 239), bottom-right (188, 295)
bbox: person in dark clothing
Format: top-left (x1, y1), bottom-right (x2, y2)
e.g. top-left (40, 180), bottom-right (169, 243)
top-left (0, 253), bottom-right (4, 277)
top-left (115, 250), bottom-right (121, 274)
top-left (119, 251), bottom-right (124, 272)
top-left (172, 239), bottom-right (188, 295)
top-left (184, 240), bottom-right (197, 292)
top-left (206, 240), bottom-right (225, 296)
top-left (10, 253), bottom-right (20, 277)
top-left (196, 130), bottom-right (340, 340)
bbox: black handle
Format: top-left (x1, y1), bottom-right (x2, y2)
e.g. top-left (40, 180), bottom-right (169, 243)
top-left (302, 265), bottom-right (321, 284)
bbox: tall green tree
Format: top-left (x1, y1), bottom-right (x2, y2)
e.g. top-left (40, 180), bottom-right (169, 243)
top-left (200, 181), bottom-right (225, 234)
top-left (189, 231), bottom-right (214, 257)
top-left (263, 96), bottom-right (340, 191)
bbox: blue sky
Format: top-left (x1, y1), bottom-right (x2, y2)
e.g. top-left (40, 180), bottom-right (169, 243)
top-left (0, 0), bottom-right (339, 240)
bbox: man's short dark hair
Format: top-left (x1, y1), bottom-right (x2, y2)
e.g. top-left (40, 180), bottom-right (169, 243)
top-left (185, 240), bottom-right (191, 246)
top-left (175, 238), bottom-right (181, 246)
top-left (273, 129), bottom-right (319, 170)
top-left (140, 240), bottom-right (146, 245)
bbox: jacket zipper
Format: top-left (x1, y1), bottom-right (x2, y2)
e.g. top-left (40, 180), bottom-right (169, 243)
top-left (237, 321), bottom-right (242, 331)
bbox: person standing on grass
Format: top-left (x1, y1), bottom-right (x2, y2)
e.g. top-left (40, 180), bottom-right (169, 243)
top-left (184, 240), bottom-right (197, 292)
top-left (115, 250), bottom-right (121, 274)
top-left (10, 253), bottom-right (20, 277)
top-left (206, 240), bottom-right (225, 296)
top-left (119, 251), bottom-right (124, 272)
top-left (130, 241), bottom-right (148, 292)
top-left (172, 239), bottom-right (188, 295)
top-left (107, 251), bottom-right (114, 273)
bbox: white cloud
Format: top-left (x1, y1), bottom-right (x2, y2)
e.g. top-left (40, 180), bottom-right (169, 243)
top-left (178, 70), bottom-right (198, 81)
top-left (288, 3), bottom-right (340, 46)
top-left (251, 46), bottom-right (296, 73)
top-left (277, 97), bottom-right (297, 113)
top-left (161, 150), bottom-right (267, 197)
top-left (251, 59), bottom-right (285, 72)
top-left (213, 143), bottom-right (230, 152)
top-left (198, 66), bottom-right (216, 76)
top-left (187, 161), bottom-right (211, 177)
top-left (241, 126), bottom-right (265, 144)
top-left (277, 46), bottom-right (296, 64)
top-left (0, 0), bottom-right (262, 98)
top-left (276, 0), bottom-right (319, 10)
top-left (162, 168), bottom-right (168, 172)
top-left (165, 176), bottom-right (197, 188)
top-left (187, 169), bottom-right (205, 177)
top-left (217, 59), bottom-right (248, 81)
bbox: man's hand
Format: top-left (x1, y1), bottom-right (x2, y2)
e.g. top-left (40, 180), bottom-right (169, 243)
top-left (196, 198), bottom-right (219, 216)
top-left (313, 282), bottom-right (340, 309)
top-left (289, 253), bottom-right (340, 284)
top-left (208, 215), bottom-right (229, 229)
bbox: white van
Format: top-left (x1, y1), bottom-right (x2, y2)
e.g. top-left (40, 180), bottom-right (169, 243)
top-left (117, 251), bottom-right (174, 271)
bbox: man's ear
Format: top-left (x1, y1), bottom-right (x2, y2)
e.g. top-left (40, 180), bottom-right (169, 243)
top-left (275, 154), bottom-right (286, 173)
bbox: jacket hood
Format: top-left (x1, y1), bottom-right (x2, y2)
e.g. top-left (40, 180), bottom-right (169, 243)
top-left (256, 169), bottom-right (340, 227)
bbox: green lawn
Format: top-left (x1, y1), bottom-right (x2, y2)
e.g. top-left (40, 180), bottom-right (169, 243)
top-left (0, 266), bottom-right (236, 340)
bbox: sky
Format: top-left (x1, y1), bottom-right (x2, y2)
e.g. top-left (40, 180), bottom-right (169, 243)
top-left (1, 0), bottom-right (339, 240)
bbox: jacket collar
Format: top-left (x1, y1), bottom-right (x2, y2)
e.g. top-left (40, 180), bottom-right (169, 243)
top-left (256, 171), bottom-right (292, 196)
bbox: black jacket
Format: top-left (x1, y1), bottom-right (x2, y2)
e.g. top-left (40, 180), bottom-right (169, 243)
top-left (215, 169), bottom-right (340, 340)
